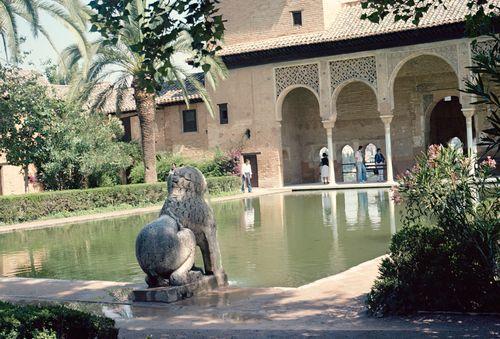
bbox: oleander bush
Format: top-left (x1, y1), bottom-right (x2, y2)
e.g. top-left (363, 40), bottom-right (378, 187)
top-left (366, 146), bottom-right (500, 316)
top-left (0, 176), bottom-right (240, 224)
top-left (0, 301), bottom-right (118, 338)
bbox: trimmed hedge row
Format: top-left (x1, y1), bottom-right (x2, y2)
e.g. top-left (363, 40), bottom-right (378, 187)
top-left (0, 176), bottom-right (241, 224)
top-left (0, 301), bottom-right (118, 338)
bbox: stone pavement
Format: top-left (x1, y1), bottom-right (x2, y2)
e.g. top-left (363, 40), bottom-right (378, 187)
top-left (0, 257), bottom-right (498, 338)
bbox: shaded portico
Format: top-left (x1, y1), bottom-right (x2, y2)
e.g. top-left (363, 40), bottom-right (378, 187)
top-left (273, 39), bottom-right (486, 188)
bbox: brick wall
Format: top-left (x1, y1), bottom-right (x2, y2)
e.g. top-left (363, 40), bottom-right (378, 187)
top-left (218, 0), bottom-right (329, 45)
top-left (282, 87), bottom-right (326, 184)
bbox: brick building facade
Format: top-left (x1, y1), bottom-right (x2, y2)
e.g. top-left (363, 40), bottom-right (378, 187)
top-left (1, 0), bottom-right (492, 194)
top-left (119, 0), bottom-right (491, 188)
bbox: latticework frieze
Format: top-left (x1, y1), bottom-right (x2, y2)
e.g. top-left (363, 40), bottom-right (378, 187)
top-left (275, 63), bottom-right (319, 98)
top-left (471, 39), bottom-right (495, 56)
top-left (329, 56), bottom-right (377, 93)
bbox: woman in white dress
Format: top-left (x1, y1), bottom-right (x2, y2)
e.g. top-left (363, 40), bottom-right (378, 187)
top-left (320, 153), bottom-right (330, 184)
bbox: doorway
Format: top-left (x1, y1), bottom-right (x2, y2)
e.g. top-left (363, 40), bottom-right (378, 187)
top-left (243, 153), bottom-right (259, 188)
top-left (429, 96), bottom-right (469, 149)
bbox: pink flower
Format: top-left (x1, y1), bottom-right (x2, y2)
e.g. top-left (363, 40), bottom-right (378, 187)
top-left (427, 144), bottom-right (442, 167)
top-left (390, 186), bottom-right (403, 204)
top-left (427, 144), bottom-right (442, 159)
top-left (481, 156), bottom-right (497, 169)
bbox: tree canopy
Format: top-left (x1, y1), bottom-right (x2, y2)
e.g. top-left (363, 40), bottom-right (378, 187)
top-left (361, 0), bottom-right (499, 37)
top-left (88, 0), bottom-right (225, 92)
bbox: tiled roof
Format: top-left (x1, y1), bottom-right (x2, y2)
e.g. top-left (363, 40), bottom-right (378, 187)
top-left (85, 74), bottom-right (204, 114)
top-left (219, 0), bottom-right (469, 56)
top-left (97, 87), bottom-right (201, 114)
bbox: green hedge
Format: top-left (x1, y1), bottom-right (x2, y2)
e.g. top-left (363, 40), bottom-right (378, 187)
top-left (0, 301), bottom-right (118, 338)
top-left (0, 176), bottom-right (241, 224)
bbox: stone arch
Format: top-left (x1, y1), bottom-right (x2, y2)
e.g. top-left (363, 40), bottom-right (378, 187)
top-left (390, 55), bottom-right (461, 174)
top-left (276, 84), bottom-right (321, 122)
top-left (280, 87), bottom-right (325, 185)
top-left (428, 96), bottom-right (470, 150)
top-left (330, 79), bottom-right (378, 120)
top-left (341, 145), bottom-right (355, 183)
top-left (388, 52), bottom-right (459, 110)
top-left (364, 143), bottom-right (377, 163)
top-left (334, 81), bottom-right (383, 183)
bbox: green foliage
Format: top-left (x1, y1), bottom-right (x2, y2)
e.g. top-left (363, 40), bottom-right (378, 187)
top-left (88, 0), bottom-right (224, 92)
top-left (367, 146), bottom-right (500, 316)
top-left (0, 0), bottom-right (90, 63)
top-left (0, 176), bottom-right (240, 224)
top-left (36, 101), bottom-right (138, 190)
top-left (360, 0), bottom-right (499, 37)
top-left (0, 301), bottom-right (118, 339)
top-left (0, 183), bottom-right (166, 224)
top-left (203, 175), bottom-right (241, 196)
top-left (0, 65), bottom-right (57, 191)
top-left (464, 36), bottom-right (500, 160)
top-left (129, 151), bottom-right (239, 184)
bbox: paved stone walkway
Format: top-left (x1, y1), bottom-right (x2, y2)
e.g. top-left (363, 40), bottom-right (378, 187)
top-left (0, 257), bottom-right (498, 338)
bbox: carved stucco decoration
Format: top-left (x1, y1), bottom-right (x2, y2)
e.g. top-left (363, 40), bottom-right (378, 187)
top-left (471, 40), bottom-right (495, 57)
top-left (329, 56), bottom-right (377, 93)
top-left (275, 63), bottom-right (320, 98)
top-left (387, 45), bottom-right (459, 77)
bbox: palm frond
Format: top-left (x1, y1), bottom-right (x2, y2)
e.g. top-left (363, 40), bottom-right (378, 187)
top-left (0, 0), bottom-right (20, 62)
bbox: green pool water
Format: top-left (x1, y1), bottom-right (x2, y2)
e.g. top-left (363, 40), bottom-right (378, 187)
top-left (0, 189), bottom-right (399, 287)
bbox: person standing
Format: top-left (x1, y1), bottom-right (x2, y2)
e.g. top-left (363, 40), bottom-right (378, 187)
top-left (320, 152), bottom-right (330, 184)
top-left (241, 158), bottom-right (252, 193)
top-left (374, 148), bottom-right (385, 182)
top-left (355, 145), bottom-right (367, 183)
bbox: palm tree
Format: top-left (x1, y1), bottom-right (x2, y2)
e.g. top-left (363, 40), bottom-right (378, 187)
top-left (66, 1), bottom-right (227, 183)
top-left (0, 0), bottom-right (90, 63)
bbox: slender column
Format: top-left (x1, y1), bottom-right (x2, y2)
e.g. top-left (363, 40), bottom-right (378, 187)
top-left (462, 107), bottom-right (476, 174)
top-left (462, 108), bottom-right (476, 156)
top-left (380, 115), bottom-right (395, 183)
top-left (323, 120), bottom-right (336, 185)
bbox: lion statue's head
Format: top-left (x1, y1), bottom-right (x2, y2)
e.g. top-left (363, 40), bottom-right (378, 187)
top-left (167, 166), bottom-right (207, 197)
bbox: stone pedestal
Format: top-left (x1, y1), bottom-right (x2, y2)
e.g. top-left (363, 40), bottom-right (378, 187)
top-left (132, 272), bottom-right (227, 303)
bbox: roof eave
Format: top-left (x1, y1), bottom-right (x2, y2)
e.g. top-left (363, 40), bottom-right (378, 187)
top-left (221, 22), bottom-right (468, 69)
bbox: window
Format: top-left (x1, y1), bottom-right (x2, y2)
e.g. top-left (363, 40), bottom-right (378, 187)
top-left (182, 109), bottom-right (197, 132)
top-left (292, 11), bottom-right (302, 26)
top-left (219, 103), bottom-right (228, 124)
top-left (121, 116), bottom-right (132, 142)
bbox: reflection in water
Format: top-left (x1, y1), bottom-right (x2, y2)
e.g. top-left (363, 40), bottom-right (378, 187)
top-left (344, 190), bottom-right (358, 225)
top-left (0, 189), bottom-right (400, 287)
top-left (321, 193), bottom-right (332, 226)
top-left (367, 190), bottom-right (381, 226)
top-left (358, 191), bottom-right (368, 224)
top-left (241, 198), bottom-right (255, 230)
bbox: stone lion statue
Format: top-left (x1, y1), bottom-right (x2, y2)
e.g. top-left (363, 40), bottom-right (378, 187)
top-left (136, 212), bottom-right (198, 287)
top-left (135, 166), bottom-right (224, 288)
top-left (160, 166), bottom-right (223, 276)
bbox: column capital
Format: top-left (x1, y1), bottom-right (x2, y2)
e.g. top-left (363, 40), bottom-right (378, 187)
top-left (380, 115), bottom-right (393, 126)
top-left (461, 107), bottom-right (475, 119)
top-left (322, 119), bottom-right (336, 129)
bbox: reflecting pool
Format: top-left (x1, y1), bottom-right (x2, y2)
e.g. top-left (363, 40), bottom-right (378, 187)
top-left (0, 189), bottom-right (399, 287)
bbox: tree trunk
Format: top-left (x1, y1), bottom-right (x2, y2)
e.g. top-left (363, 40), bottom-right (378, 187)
top-left (134, 86), bottom-right (157, 183)
top-left (23, 166), bottom-right (29, 193)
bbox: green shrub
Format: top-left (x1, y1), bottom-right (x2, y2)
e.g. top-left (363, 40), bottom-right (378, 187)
top-left (0, 301), bottom-right (118, 338)
top-left (366, 146), bottom-right (500, 316)
top-left (205, 175), bottom-right (241, 196)
top-left (0, 176), bottom-right (240, 224)
top-left (129, 151), bottom-right (239, 184)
